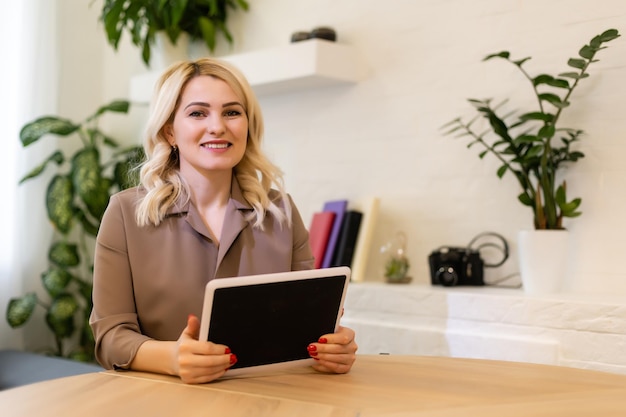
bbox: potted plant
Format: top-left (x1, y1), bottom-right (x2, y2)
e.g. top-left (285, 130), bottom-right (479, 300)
top-left (441, 28), bottom-right (620, 293)
top-left (5, 100), bottom-right (143, 361)
top-left (99, 0), bottom-right (250, 67)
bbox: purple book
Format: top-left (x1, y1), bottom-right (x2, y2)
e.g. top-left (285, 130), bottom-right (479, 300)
top-left (321, 200), bottom-right (348, 268)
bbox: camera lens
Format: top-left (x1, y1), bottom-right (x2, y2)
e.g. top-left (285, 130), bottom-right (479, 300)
top-left (436, 266), bottom-right (458, 286)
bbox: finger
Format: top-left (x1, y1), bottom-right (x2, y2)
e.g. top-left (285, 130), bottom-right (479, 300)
top-left (315, 326), bottom-right (356, 348)
top-left (180, 366), bottom-right (228, 384)
top-left (311, 354), bottom-right (355, 374)
top-left (181, 314), bottom-right (201, 341)
top-left (178, 349), bottom-right (238, 383)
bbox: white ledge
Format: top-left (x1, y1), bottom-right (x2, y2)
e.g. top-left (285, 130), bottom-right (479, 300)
top-left (342, 283), bottom-right (626, 375)
top-left (129, 39), bottom-right (366, 102)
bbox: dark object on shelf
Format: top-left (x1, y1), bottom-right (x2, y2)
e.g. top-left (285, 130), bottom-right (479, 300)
top-left (310, 26), bottom-right (337, 42)
top-left (291, 31), bottom-right (311, 43)
top-left (428, 232), bottom-right (510, 287)
top-left (429, 246), bottom-right (484, 287)
top-left (331, 210), bottom-right (362, 268)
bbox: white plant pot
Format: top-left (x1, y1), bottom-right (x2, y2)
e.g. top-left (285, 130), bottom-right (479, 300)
top-left (151, 32), bottom-right (190, 70)
top-left (518, 230), bottom-right (569, 295)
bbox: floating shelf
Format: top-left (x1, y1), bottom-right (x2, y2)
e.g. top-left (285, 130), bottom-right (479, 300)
top-left (129, 39), bottom-right (365, 102)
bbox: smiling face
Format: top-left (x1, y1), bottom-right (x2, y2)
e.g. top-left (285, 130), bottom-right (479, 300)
top-left (165, 75), bottom-right (249, 182)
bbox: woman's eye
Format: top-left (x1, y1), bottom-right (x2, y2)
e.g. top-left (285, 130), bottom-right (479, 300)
top-left (189, 110), bottom-right (205, 117)
top-left (224, 110), bottom-right (242, 118)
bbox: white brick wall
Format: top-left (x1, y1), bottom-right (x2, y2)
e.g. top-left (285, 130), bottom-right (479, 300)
top-left (343, 283), bottom-right (626, 374)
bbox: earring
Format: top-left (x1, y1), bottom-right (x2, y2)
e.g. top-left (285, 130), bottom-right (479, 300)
top-left (171, 144), bottom-right (178, 153)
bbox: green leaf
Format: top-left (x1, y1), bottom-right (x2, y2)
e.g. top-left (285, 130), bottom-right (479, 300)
top-left (49, 242), bottom-right (80, 268)
top-left (560, 198), bottom-right (582, 216)
top-left (72, 148), bottom-right (110, 219)
top-left (198, 16), bottom-right (217, 51)
top-left (599, 29), bottom-right (620, 42)
top-left (558, 71), bottom-right (589, 80)
top-left (518, 192), bottom-right (533, 207)
top-left (547, 78), bottom-right (570, 89)
top-left (142, 32), bottom-right (152, 66)
top-left (511, 57), bottom-right (531, 67)
top-left (538, 124), bottom-right (555, 139)
top-left (518, 112), bottom-right (554, 123)
top-left (483, 51), bottom-right (510, 61)
top-left (567, 58), bottom-right (586, 70)
top-left (19, 151), bottom-right (64, 184)
top-left (88, 100), bottom-right (130, 121)
top-left (555, 185), bottom-right (566, 205)
top-left (77, 280), bottom-right (94, 309)
top-left (41, 267), bottom-right (73, 297)
top-left (46, 293), bottom-right (78, 338)
top-left (169, 0), bottom-right (188, 27)
top-left (568, 151), bottom-right (585, 161)
top-left (103, 135), bottom-right (121, 148)
top-left (46, 175), bottom-right (75, 234)
top-left (6, 293), bottom-right (38, 328)
top-left (514, 134), bottom-right (541, 144)
top-left (20, 117), bottom-right (80, 147)
top-left (538, 93), bottom-right (564, 107)
top-left (234, 0), bottom-right (250, 11)
top-left (48, 293), bottom-right (79, 321)
top-left (496, 165), bottom-right (507, 178)
top-left (525, 145), bottom-right (543, 158)
top-left (76, 209), bottom-right (100, 237)
top-left (533, 74), bottom-right (553, 86)
top-left (578, 45), bottom-right (595, 60)
top-left (102, 0), bottom-right (126, 49)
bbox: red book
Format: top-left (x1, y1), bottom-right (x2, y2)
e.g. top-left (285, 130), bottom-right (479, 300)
top-left (308, 211), bottom-right (336, 269)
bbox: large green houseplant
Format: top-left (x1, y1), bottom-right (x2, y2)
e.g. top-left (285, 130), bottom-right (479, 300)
top-left (99, 0), bottom-right (250, 66)
top-left (442, 29), bottom-right (620, 230)
top-left (5, 100), bottom-right (143, 361)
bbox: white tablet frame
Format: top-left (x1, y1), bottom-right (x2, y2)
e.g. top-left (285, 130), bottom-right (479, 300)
top-left (199, 266), bottom-right (351, 377)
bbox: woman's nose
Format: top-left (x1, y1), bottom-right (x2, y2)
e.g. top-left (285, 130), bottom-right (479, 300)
top-left (206, 115), bottom-right (226, 136)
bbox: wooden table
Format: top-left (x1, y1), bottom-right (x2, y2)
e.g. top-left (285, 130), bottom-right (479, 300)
top-left (2, 355), bottom-right (626, 416)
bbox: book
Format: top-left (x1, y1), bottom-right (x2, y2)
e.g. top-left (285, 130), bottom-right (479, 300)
top-left (350, 197), bottom-right (380, 282)
top-left (321, 200), bottom-right (348, 269)
top-left (308, 211), bottom-right (336, 269)
top-left (330, 210), bottom-right (363, 268)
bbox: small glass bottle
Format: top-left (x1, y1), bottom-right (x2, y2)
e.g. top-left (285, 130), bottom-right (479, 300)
top-left (381, 231), bottom-right (411, 283)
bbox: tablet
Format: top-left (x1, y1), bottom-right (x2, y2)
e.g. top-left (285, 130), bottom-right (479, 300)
top-left (199, 266), bottom-right (351, 377)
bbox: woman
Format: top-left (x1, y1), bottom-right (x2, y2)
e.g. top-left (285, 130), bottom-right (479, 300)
top-left (90, 58), bottom-right (357, 384)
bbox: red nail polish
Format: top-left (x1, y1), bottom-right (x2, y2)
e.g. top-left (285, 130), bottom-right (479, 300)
top-left (225, 347), bottom-right (231, 354)
top-left (318, 337), bottom-right (328, 344)
top-left (309, 351), bottom-right (318, 356)
top-left (307, 344), bottom-right (317, 352)
top-left (230, 354), bottom-right (238, 365)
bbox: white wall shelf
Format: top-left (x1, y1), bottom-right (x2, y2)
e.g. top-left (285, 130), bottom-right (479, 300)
top-left (129, 39), bottom-right (365, 102)
top-left (343, 283), bottom-right (626, 375)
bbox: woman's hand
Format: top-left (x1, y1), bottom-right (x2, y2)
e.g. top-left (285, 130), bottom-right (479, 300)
top-left (175, 314), bottom-right (237, 384)
top-left (307, 325), bottom-right (358, 374)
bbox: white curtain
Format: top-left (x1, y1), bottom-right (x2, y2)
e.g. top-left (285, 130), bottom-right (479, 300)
top-left (0, 0), bottom-right (59, 349)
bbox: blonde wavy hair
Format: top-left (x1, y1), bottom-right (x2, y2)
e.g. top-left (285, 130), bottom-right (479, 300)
top-left (135, 58), bottom-right (291, 229)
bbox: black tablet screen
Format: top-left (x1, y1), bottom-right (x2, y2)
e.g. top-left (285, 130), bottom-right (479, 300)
top-left (207, 275), bottom-right (346, 369)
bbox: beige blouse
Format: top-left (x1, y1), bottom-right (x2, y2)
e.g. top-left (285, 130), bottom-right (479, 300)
top-left (89, 179), bottom-right (314, 369)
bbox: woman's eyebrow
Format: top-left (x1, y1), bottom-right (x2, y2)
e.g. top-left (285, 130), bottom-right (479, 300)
top-left (183, 101), bottom-right (243, 110)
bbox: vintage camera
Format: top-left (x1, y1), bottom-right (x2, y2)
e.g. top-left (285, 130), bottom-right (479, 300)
top-left (428, 246), bottom-right (484, 286)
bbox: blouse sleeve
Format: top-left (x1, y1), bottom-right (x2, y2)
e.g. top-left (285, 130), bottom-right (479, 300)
top-left (288, 195), bottom-right (315, 271)
top-left (89, 193), bottom-right (150, 369)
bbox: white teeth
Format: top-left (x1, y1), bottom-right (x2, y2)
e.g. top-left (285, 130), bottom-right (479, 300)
top-left (203, 143), bottom-right (229, 149)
